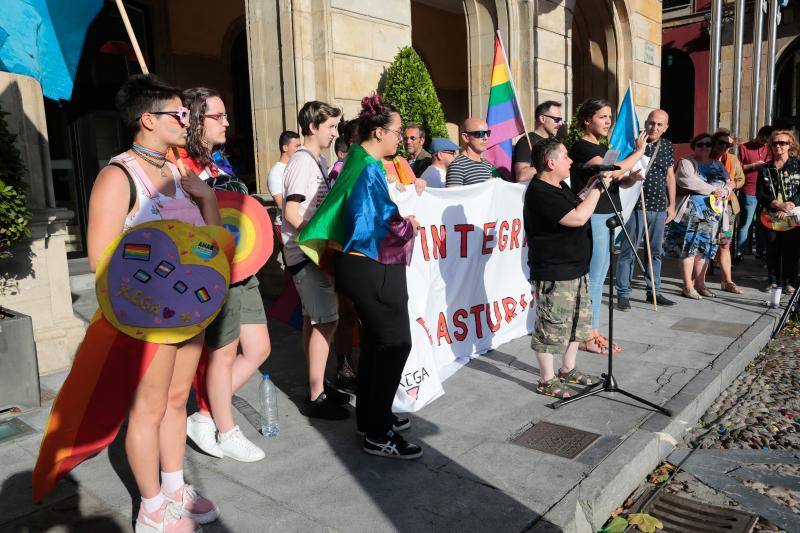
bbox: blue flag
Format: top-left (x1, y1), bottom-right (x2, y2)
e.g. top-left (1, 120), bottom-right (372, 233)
top-left (608, 87), bottom-right (640, 160)
top-left (0, 0), bottom-right (103, 100)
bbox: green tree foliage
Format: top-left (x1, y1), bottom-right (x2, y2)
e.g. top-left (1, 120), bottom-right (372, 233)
top-left (381, 46), bottom-right (448, 145)
top-left (0, 106), bottom-right (30, 256)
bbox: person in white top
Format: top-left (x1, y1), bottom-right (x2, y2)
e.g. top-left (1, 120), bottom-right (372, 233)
top-left (267, 131), bottom-right (301, 227)
top-left (419, 137), bottom-right (460, 188)
top-left (282, 101), bottom-right (352, 421)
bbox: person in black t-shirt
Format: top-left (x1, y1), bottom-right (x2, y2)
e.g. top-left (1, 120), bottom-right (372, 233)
top-left (512, 100), bottom-right (563, 182)
top-left (524, 139), bottom-right (612, 398)
top-left (567, 98), bottom-right (646, 356)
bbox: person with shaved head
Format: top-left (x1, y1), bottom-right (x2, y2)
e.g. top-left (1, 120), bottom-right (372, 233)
top-left (445, 117), bottom-right (497, 187)
top-left (616, 109), bottom-right (677, 311)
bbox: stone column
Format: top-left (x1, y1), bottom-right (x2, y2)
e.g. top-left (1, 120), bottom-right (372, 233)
top-left (0, 73), bottom-right (85, 374)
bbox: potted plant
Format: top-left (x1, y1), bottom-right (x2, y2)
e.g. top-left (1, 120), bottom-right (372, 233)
top-left (0, 103), bottom-right (39, 413)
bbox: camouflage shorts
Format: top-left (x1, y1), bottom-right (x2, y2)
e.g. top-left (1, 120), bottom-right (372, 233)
top-left (530, 275), bottom-right (593, 353)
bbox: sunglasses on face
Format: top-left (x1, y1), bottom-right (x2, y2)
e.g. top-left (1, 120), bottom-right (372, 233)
top-left (716, 140), bottom-right (732, 148)
top-left (543, 114), bottom-right (563, 124)
top-left (205, 113), bottom-right (228, 122)
top-left (465, 130), bottom-right (491, 139)
top-left (695, 141), bottom-right (713, 148)
top-left (146, 106), bottom-right (190, 127)
top-left (772, 141), bottom-right (790, 147)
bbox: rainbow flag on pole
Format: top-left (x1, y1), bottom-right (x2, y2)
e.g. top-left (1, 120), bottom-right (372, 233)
top-left (485, 32), bottom-right (526, 181)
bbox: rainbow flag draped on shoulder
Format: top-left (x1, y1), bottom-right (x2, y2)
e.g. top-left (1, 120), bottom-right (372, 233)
top-left (485, 32), bottom-right (526, 181)
top-left (297, 144), bottom-right (414, 266)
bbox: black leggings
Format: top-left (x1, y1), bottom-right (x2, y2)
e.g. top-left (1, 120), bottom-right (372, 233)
top-left (334, 252), bottom-right (411, 438)
top-left (765, 227), bottom-right (800, 286)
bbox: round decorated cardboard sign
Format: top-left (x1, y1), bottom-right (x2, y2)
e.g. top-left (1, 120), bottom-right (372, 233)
top-left (95, 220), bottom-right (231, 344)
top-left (215, 190), bottom-right (274, 283)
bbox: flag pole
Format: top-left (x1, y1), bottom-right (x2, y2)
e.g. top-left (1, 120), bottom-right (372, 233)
top-left (496, 31), bottom-right (534, 156)
top-left (113, 0), bottom-right (189, 177)
top-left (628, 80), bottom-right (658, 310)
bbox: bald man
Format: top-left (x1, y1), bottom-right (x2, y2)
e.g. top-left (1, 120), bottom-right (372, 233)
top-left (616, 109), bottom-right (677, 311)
top-left (445, 117), bottom-right (497, 187)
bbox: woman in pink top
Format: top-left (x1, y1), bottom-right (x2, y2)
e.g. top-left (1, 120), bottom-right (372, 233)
top-left (87, 74), bottom-right (221, 533)
top-left (736, 126), bottom-right (774, 260)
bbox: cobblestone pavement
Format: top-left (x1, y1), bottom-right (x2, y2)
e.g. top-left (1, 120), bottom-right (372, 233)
top-left (604, 323), bottom-right (800, 532)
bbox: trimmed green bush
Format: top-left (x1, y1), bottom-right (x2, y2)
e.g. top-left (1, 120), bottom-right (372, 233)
top-left (381, 47), bottom-right (448, 145)
top-left (0, 106), bottom-right (30, 257)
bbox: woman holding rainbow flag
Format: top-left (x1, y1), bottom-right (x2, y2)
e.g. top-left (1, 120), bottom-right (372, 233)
top-left (297, 95), bottom-right (424, 460)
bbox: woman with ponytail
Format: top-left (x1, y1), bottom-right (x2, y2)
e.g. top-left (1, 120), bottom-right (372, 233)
top-left (297, 95), bottom-right (423, 459)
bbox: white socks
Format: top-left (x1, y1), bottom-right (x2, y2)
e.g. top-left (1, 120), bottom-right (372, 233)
top-left (141, 492), bottom-right (167, 513)
top-left (160, 469), bottom-right (185, 494)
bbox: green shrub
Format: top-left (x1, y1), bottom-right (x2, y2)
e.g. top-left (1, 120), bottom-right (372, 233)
top-left (0, 106), bottom-right (30, 256)
top-left (381, 47), bottom-right (448, 146)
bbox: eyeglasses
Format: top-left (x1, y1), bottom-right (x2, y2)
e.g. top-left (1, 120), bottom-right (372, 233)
top-left (716, 140), bottom-right (732, 148)
top-left (772, 140), bottom-right (791, 147)
top-left (146, 106), bottom-right (189, 127)
top-left (543, 114), bottom-right (563, 124)
top-left (404, 135), bottom-right (419, 141)
top-left (205, 113), bottom-right (228, 122)
top-left (695, 141), bottom-right (713, 148)
top-left (465, 130), bottom-right (492, 139)
top-left (382, 127), bottom-right (403, 140)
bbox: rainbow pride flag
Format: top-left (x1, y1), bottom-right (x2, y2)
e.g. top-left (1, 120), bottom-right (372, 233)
top-left (485, 32), bottom-right (526, 181)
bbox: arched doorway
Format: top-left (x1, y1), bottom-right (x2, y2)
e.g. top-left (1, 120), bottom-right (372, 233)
top-left (661, 48), bottom-right (695, 143)
top-left (775, 37), bottom-right (800, 130)
top-left (570, 0), bottom-right (625, 112)
top-left (410, 0), bottom-right (469, 128)
top-left (229, 29), bottom-right (255, 183)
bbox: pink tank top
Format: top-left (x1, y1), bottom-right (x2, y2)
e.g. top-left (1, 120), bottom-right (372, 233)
top-left (111, 153), bottom-right (206, 229)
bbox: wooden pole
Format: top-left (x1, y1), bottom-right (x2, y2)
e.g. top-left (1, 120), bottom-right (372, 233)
top-left (628, 81), bottom-right (658, 310)
top-left (113, 0), bottom-right (188, 177)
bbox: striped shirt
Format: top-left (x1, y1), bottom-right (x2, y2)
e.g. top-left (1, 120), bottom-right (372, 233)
top-left (445, 154), bottom-right (494, 187)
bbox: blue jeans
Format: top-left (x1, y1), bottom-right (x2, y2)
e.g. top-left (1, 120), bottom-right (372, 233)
top-left (736, 193), bottom-right (758, 253)
top-left (589, 213), bottom-right (615, 329)
top-left (615, 210), bottom-right (667, 298)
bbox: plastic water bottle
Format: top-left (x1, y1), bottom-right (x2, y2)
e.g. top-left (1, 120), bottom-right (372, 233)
top-left (769, 284), bottom-right (782, 309)
top-left (259, 374), bottom-right (279, 437)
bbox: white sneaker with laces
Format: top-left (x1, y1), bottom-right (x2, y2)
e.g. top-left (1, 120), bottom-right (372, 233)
top-left (217, 425), bottom-right (265, 462)
top-left (186, 413), bottom-right (223, 458)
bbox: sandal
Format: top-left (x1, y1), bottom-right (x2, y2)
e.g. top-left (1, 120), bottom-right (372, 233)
top-left (579, 336), bottom-right (608, 355)
top-left (558, 367), bottom-right (599, 386)
top-left (536, 377), bottom-right (572, 399)
top-left (696, 286), bottom-right (717, 298)
top-left (595, 335), bottom-right (622, 354)
top-left (721, 281), bottom-right (743, 294)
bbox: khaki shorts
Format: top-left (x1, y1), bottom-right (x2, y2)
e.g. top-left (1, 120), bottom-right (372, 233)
top-left (531, 275), bottom-right (592, 353)
top-left (292, 262), bottom-right (338, 325)
top-left (205, 276), bottom-right (266, 349)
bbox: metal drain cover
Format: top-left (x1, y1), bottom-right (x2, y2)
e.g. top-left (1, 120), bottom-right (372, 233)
top-left (669, 318), bottom-right (749, 338)
top-left (0, 417), bottom-right (35, 445)
top-left (511, 421), bottom-right (599, 459)
top-left (636, 491), bottom-right (758, 533)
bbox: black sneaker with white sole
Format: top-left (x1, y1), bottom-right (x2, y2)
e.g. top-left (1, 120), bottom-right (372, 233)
top-left (363, 431), bottom-right (422, 460)
top-left (357, 414), bottom-right (411, 435)
top-left (307, 392), bottom-right (350, 420)
top-left (323, 380), bottom-right (353, 405)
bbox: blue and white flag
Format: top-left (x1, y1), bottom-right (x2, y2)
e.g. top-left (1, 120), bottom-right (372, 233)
top-left (0, 0), bottom-right (103, 100)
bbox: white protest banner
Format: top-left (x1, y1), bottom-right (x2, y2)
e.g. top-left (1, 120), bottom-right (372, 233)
top-left (391, 180), bottom-right (535, 412)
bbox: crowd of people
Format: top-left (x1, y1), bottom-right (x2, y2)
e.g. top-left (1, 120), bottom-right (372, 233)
top-left (70, 71), bottom-right (799, 532)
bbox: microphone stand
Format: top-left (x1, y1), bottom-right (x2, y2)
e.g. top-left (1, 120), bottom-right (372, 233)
top-left (549, 174), bottom-right (672, 416)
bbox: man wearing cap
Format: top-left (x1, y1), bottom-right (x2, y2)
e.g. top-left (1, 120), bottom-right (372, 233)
top-left (419, 137), bottom-right (459, 188)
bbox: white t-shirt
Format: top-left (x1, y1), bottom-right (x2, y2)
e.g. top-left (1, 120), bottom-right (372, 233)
top-left (267, 161), bottom-right (287, 225)
top-left (281, 148), bottom-right (330, 266)
top-left (420, 164), bottom-right (446, 188)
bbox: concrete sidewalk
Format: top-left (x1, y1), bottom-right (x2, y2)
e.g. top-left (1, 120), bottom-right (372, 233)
top-left (0, 256), bottom-right (780, 532)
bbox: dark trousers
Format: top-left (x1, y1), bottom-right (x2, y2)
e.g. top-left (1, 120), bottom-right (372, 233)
top-left (765, 227), bottom-right (800, 286)
top-left (334, 252), bottom-right (412, 438)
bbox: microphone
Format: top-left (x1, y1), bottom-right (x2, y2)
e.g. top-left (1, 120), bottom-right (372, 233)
top-left (573, 163), bottom-right (621, 171)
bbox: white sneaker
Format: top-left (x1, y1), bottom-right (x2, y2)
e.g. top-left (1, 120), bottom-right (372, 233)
top-left (217, 425), bottom-right (265, 462)
top-left (186, 413), bottom-right (223, 458)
